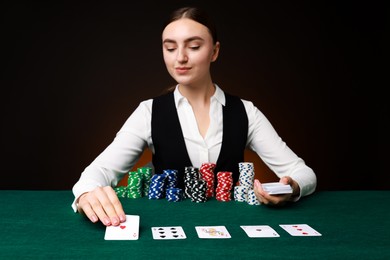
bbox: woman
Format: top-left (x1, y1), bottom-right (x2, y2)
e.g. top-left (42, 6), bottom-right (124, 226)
top-left (72, 6), bottom-right (317, 226)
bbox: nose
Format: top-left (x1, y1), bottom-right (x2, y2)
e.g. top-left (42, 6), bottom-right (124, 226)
top-left (176, 48), bottom-right (188, 63)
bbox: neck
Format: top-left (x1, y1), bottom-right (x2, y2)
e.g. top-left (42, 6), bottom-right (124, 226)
top-left (178, 81), bottom-right (215, 104)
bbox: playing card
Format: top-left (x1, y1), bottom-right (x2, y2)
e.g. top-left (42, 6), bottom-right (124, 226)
top-left (240, 225), bottom-right (280, 238)
top-left (279, 224), bottom-right (322, 236)
top-left (104, 215), bottom-right (140, 240)
top-left (151, 226), bottom-right (187, 240)
top-left (195, 226), bottom-right (231, 239)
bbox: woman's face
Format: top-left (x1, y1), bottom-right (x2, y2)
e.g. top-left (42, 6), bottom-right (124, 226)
top-left (162, 18), bottom-right (219, 87)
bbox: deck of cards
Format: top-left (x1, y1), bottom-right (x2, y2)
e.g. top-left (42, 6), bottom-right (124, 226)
top-left (261, 182), bottom-right (293, 195)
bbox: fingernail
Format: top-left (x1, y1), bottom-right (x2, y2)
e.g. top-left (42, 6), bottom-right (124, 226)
top-left (119, 215), bottom-right (126, 222)
top-left (104, 217), bottom-right (111, 226)
top-left (112, 217), bottom-right (119, 225)
top-left (91, 215), bottom-right (98, 222)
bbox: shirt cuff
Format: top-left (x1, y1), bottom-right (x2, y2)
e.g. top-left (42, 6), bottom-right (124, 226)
top-left (71, 180), bottom-right (103, 212)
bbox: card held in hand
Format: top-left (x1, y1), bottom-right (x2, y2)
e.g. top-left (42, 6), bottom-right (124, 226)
top-left (104, 215), bottom-right (140, 240)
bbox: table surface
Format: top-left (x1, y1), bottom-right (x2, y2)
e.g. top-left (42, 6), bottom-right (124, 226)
top-left (1, 190), bottom-right (389, 259)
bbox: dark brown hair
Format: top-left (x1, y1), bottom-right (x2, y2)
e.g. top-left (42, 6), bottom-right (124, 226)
top-left (163, 6), bottom-right (218, 44)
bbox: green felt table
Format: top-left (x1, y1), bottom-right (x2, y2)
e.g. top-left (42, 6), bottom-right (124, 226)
top-left (0, 190), bottom-right (389, 259)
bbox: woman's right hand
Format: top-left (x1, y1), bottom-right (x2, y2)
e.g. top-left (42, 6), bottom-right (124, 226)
top-left (76, 186), bottom-right (126, 226)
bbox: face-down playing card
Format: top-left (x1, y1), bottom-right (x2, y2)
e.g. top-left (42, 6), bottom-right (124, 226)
top-left (151, 226), bottom-right (187, 240)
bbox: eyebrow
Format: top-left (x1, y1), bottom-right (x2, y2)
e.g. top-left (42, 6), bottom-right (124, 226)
top-left (163, 36), bottom-right (205, 44)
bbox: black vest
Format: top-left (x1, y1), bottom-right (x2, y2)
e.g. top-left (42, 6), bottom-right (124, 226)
top-left (151, 91), bottom-right (248, 188)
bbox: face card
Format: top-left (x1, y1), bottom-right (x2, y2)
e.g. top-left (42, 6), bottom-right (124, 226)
top-left (151, 226), bottom-right (187, 240)
top-left (104, 215), bottom-right (140, 240)
top-left (240, 225), bottom-right (280, 238)
top-left (279, 224), bottom-right (322, 236)
top-left (195, 226), bottom-right (231, 239)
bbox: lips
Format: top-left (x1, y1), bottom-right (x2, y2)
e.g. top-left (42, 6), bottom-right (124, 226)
top-left (175, 67), bottom-right (191, 74)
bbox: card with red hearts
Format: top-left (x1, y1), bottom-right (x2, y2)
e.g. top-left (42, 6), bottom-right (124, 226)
top-left (279, 224), bottom-right (321, 236)
top-left (104, 215), bottom-right (140, 240)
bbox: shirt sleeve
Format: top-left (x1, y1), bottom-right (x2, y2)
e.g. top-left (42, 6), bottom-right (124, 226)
top-left (71, 99), bottom-right (153, 211)
top-left (243, 100), bottom-right (317, 199)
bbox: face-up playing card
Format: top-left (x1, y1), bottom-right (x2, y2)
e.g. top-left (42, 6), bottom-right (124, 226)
top-left (240, 225), bottom-right (280, 238)
top-left (104, 215), bottom-right (140, 240)
top-left (195, 226), bottom-right (231, 239)
top-left (279, 224), bottom-right (322, 236)
top-left (151, 226), bottom-right (187, 240)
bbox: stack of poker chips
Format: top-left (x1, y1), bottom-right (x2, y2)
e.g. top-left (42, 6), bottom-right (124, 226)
top-left (165, 187), bottom-right (183, 202)
top-left (163, 169), bottom-right (183, 202)
top-left (183, 166), bottom-right (208, 203)
top-left (190, 179), bottom-right (207, 203)
top-left (138, 167), bottom-right (153, 196)
top-left (148, 169), bottom-right (183, 202)
top-left (147, 173), bottom-right (167, 199)
top-left (114, 166), bottom-right (153, 198)
top-left (234, 162), bottom-right (260, 205)
top-left (183, 166), bottom-right (200, 199)
top-left (199, 163), bottom-right (216, 198)
top-left (215, 171), bottom-right (233, 201)
top-left (127, 171), bottom-right (143, 198)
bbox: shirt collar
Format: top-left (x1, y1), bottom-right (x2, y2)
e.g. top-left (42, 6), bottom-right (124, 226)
top-left (173, 84), bottom-right (226, 108)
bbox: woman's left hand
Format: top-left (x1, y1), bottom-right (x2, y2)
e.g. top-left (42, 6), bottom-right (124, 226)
top-left (253, 176), bottom-right (300, 206)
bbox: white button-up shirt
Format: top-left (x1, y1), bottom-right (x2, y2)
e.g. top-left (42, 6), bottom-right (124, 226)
top-left (72, 85), bottom-right (316, 211)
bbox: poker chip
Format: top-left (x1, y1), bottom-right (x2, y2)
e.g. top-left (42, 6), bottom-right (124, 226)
top-left (184, 166), bottom-right (200, 199)
top-left (163, 169), bottom-right (179, 189)
top-left (114, 186), bottom-right (128, 198)
top-left (127, 171), bottom-right (142, 198)
top-left (166, 187), bottom-right (183, 202)
top-left (148, 173), bottom-right (166, 199)
top-left (190, 179), bottom-right (207, 203)
top-left (199, 163), bottom-right (216, 198)
top-left (233, 186), bottom-right (248, 202)
top-left (215, 171), bottom-right (233, 202)
top-left (138, 167), bottom-right (153, 196)
top-left (234, 162), bottom-right (260, 205)
top-left (247, 189), bottom-right (261, 205)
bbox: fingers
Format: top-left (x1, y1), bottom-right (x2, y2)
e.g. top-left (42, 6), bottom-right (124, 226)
top-left (77, 186), bottom-right (126, 226)
top-left (104, 187), bottom-right (127, 223)
top-left (77, 193), bottom-right (99, 223)
top-left (280, 176), bottom-right (300, 197)
top-left (253, 179), bottom-right (266, 204)
top-left (254, 179), bottom-right (290, 206)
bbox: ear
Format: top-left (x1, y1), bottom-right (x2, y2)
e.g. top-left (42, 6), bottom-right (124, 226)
top-left (211, 41), bottom-right (220, 62)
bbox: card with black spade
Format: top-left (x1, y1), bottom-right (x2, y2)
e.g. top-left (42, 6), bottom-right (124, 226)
top-left (151, 226), bottom-right (187, 240)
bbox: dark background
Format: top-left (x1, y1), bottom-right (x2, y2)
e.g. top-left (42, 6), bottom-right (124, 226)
top-left (1, 1), bottom-right (387, 191)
